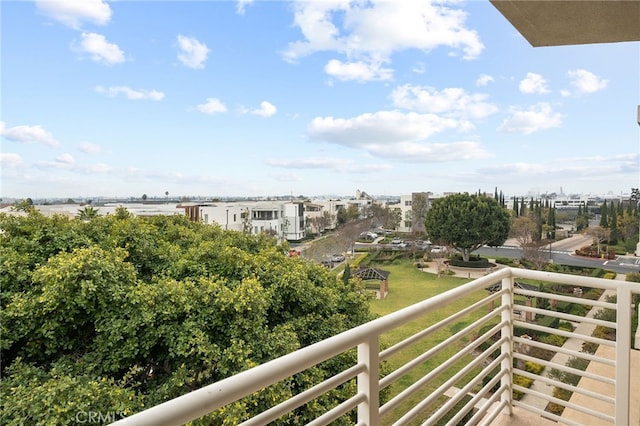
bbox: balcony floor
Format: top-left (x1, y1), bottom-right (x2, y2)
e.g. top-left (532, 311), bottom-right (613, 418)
top-left (492, 406), bottom-right (557, 426)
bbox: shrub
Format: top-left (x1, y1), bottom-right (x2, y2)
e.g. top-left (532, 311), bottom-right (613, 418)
top-left (557, 321), bottom-right (575, 332)
top-left (448, 254), bottom-right (489, 268)
top-left (626, 272), bottom-right (640, 283)
top-left (603, 272), bottom-right (616, 280)
top-left (512, 374), bottom-right (533, 400)
top-left (524, 361), bottom-right (544, 375)
top-left (539, 334), bottom-right (567, 347)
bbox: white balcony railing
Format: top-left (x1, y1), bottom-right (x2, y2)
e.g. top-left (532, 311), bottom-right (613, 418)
top-left (112, 268), bottom-right (639, 426)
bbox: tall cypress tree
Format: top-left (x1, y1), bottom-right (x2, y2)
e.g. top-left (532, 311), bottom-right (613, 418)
top-left (513, 197), bottom-right (519, 216)
top-left (609, 208), bottom-right (618, 243)
top-left (599, 200), bottom-right (609, 227)
top-left (547, 207), bottom-right (556, 239)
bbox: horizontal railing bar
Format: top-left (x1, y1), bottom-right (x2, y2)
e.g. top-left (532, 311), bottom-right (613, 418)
top-left (426, 354), bottom-right (506, 426)
top-left (514, 288), bottom-right (616, 311)
top-left (513, 320), bottom-right (616, 347)
top-left (392, 339), bottom-right (505, 425)
top-left (509, 268), bottom-right (628, 291)
top-left (306, 392), bottom-right (365, 426)
top-left (513, 335), bottom-right (615, 366)
top-left (380, 310), bottom-right (504, 390)
top-left (513, 368), bottom-right (615, 404)
top-left (512, 399), bottom-right (583, 426)
top-left (446, 368), bottom-right (506, 426)
top-left (380, 291), bottom-right (503, 361)
top-left (513, 384), bottom-right (614, 423)
top-left (515, 305), bottom-right (617, 329)
top-left (381, 335), bottom-right (505, 418)
top-left (515, 352), bottom-right (615, 385)
top-left (241, 363), bottom-right (365, 426)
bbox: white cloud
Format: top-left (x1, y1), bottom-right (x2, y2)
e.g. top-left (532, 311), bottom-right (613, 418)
top-left (324, 59), bottom-right (393, 82)
top-left (266, 157), bottom-right (392, 174)
top-left (412, 62), bottom-right (426, 74)
top-left (177, 35), bottom-right (210, 69)
top-left (76, 32), bottom-right (125, 65)
top-left (196, 98), bottom-right (227, 115)
top-left (362, 140), bottom-right (489, 162)
top-left (83, 163), bottom-right (112, 173)
top-left (95, 85), bottom-right (165, 101)
top-left (1, 153), bottom-right (25, 169)
top-left (567, 69), bottom-right (608, 94)
top-left (497, 103), bottom-right (564, 135)
top-left (78, 142), bottom-right (103, 154)
top-left (308, 110), bottom-right (462, 147)
top-left (236, 0), bottom-right (254, 15)
top-left (267, 157), bottom-right (351, 169)
top-left (56, 153), bottom-right (75, 165)
top-left (283, 1), bottom-right (483, 80)
top-left (391, 85), bottom-right (498, 120)
top-left (272, 172), bottom-right (303, 182)
top-left (518, 72), bottom-right (549, 94)
top-left (0, 122), bottom-right (60, 147)
top-left (476, 74), bottom-right (494, 87)
top-left (36, 0), bottom-right (111, 29)
top-left (250, 101), bottom-right (277, 117)
top-left (307, 110), bottom-right (490, 161)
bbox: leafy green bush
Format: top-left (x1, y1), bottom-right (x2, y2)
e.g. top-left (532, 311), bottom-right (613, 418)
top-left (0, 212), bottom-right (375, 425)
top-left (626, 272), bottom-right (640, 283)
top-left (524, 361), bottom-right (545, 375)
top-left (539, 334), bottom-right (567, 347)
top-left (557, 321), bottom-right (575, 332)
top-left (448, 254), bottom-right (489, 268)
top-left (512, 374), bottom-right (533, 400)
top-left (603, 272), bottom-right (617, 280)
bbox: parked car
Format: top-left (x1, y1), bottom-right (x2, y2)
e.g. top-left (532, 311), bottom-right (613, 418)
top-left (391, 238), bottom-right (403, 244)
top-left (330, 254), bottom-right (346, 263)
top-left (430, 246), bottom-right (446, 253)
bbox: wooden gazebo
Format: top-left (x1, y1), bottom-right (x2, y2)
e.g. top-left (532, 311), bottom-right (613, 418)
top-left (353, 267), bottom-right (390, 299)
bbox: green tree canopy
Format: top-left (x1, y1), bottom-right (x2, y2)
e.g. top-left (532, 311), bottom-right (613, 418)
top-left (425, 193), bottom-right (511, 262)
top-left (0, 211), bottom-right (373, 425)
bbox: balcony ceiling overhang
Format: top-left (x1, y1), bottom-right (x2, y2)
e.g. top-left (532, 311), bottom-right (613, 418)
top-left (490, 0), bottom-right (640, 46)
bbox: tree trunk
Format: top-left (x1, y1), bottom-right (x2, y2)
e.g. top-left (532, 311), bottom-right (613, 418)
top-left (462, 248), bottom-right (471, 262)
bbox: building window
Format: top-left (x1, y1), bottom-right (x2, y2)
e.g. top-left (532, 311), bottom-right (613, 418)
top-left (405, 201), bottom-right (412, 206)
top-left (204, 214), bottom-right (208, 224)
top-left (233, 213), bottom-right (236, 222)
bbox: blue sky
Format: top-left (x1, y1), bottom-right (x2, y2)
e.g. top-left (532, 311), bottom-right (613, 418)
top-left (1, 0), bottom-right (638, 200)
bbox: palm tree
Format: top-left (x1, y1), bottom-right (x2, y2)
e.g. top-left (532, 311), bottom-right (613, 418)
top-left (76, 206), bottom-right (100, 221)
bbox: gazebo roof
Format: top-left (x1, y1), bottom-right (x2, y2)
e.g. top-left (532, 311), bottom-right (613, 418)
top-left (353, 267), bottom-right (390, 281)
top-left (486, 280), bottom-right (538, 293)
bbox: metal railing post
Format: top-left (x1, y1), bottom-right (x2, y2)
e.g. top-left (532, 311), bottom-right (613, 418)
top-left (358, 335), bottom-right (380, 426)
top-left (501, 275), bottom-right (514, 415)
top-left (615, 285), bottom-right (631, 425)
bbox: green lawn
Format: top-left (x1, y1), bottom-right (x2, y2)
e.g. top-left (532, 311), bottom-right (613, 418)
top-left (364, 259), bottom-right (500, 425)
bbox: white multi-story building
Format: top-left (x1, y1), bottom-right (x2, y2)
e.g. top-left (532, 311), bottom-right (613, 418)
top-left (182, 201), bottom-right (307, 241)
top-left (397, 192), bottom-right (442, 233)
